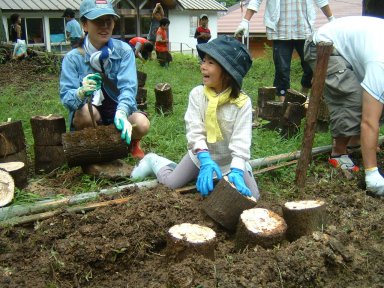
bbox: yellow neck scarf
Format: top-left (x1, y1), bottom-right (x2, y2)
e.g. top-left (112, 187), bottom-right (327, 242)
top-left (204, 86), bottom-right (249, 143)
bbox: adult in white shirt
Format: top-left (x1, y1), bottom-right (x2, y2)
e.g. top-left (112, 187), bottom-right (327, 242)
top-left (304, 16), bottom-right (384, 196)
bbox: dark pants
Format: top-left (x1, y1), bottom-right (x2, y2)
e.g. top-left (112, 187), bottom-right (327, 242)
top-left (273, 39), bottom-right (313, 96)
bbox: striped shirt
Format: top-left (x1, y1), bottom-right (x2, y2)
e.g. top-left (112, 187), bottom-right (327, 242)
top-left (267, 0), bottom-right (313, 40)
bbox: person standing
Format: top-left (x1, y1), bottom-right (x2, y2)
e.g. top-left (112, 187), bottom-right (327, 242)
top-left (59, 0), bottom-right (149, 159)
top-left (194, 14), bottom-right (211, 60)
top-left (304, 16), bottom-right (384, 196)
top-left (62, 8), bottom-right (83, 49)
top-left (155, 17), bottom-right (172, 67)
top-left (235, 0), bottom-right (334, 102)
top-left (147, 3), bottom-right (164, 45)
top-left (10, 13), bottom-right (21, 42)
top-left (131, 36), bottom-right (260, 199)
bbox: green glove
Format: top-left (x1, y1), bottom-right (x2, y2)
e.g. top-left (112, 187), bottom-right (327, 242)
top-left (77, 73), bottom-right (102, 99)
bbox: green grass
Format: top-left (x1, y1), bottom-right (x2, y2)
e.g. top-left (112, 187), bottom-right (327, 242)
top-left (0, 50), bottom-right (333, 202)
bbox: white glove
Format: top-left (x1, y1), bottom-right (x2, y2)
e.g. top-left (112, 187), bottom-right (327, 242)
top-left (327, 15), bottom-right (335, 22)
top-left (114, 109), bottom-right (132, 145)
top-left (234, 18), bottom-right (249, 37)
top-left (365, 168), bottom-right (384, 196)
top-left (77, 73), bottom-right (102, 100)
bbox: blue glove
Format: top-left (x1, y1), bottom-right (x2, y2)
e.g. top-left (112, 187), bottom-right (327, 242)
top-left (114, 109), bottom-right (132, 145)
top-left (227, 168), bottom-right (252, 197)
top-left (197, 151), bottom-right (222, 196)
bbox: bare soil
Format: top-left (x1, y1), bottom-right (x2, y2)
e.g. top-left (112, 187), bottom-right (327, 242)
top-left (0, 60), bottom-right (383, 288)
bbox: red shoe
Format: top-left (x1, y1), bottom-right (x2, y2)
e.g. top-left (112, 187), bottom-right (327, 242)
top-left (328, 155), bottom-right (359, 172)
top-left (130, 139), bottom-right (145, 159)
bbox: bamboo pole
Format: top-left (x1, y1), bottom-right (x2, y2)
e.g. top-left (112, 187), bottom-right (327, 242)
top-left (1, 197), bottom-right (133, 227)
top-left (295, 42), bottom-right (333, 188)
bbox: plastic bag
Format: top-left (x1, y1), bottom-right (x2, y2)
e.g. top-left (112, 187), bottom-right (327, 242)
top-left (13, 39), bottom-right (27, 59)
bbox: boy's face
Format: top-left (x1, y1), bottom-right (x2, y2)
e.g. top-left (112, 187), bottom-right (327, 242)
top-left (200, 17), bottom-right (208, 26)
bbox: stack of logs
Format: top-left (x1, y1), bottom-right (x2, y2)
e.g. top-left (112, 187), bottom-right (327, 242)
top-left (30, 115), bottom-right (66, 173)
top-left (136, 70), bottom-right (148, 112)
top-left (0, 120), bottom-right (28, 189)
top-left (256, 87), bottom-right (329, 137)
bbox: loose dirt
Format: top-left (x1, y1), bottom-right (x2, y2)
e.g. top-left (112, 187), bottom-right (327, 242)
top-left (0, 60), bottom-right (383, 288)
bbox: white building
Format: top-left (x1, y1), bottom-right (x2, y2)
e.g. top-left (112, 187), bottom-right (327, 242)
top-left (0, 0), bottom-right (226, 53)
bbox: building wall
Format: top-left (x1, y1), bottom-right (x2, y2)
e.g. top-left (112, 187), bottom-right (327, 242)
top-left (168, 10), bottom-right (218, 54)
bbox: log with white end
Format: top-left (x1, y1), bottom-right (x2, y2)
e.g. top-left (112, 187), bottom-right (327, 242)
top-left (282, 200), bottom-right (326, 241)
top-left (166, 223), bottom-right (217, 261)
top-left (201, 176), bottom-right (257, 232)
top-left (0, 169), bottom-right (15, 207)
top-left (235, 208), bottom-right (287, 250)
top-left (0, 161), bottom-right (27, 189)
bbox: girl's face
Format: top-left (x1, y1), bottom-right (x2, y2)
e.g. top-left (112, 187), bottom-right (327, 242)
top-left (83, 15), bottom-right (115, 49)
top-left (200, 54), bottom-right (225, 93)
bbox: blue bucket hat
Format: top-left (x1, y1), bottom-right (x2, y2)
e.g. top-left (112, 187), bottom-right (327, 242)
top-left (196, 35), bottom-right (252, 88)
top-left (80, 0), bottom-right (120, 20)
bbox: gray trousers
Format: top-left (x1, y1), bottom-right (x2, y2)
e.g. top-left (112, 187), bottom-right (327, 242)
top-left (304, 36), bottom-right (362, 138)
top-left (157, 153), bottom-right (260, 199)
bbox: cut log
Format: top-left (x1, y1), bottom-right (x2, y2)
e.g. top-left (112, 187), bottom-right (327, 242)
top-left (257, 87), bottom-right (276, 108)
top-left (30, 115), bottom-right (66, 146)
top-left (137, 70), bottom-right (147, 87)
top-left (0, 149), bottom-right (28, 167)
top-left (154, 83), bottom-right (173, 114)
top-left (0, 161), bottom-right (27, 189)
top-left (284, 89), bottom-right (307, 106)
top-left (261, 101), bottom-right (283, 121)
top-left (0, 169), bottom-right (14, 207)
top-left (282, 200), bottom-right (326, 241)
top-left (34, 145), bottom-right (66, 173)
top-left (0, 120), bottom-right (26, 157)
top-left (166, 223), bottom-right (217, 261)
top-left (137, 101), bottom-right (148, 111)
top-left (62, 125), bottom-right (129, 167)
top-left (136, 87), bottom-right (147, 104)
top-left (201, 176), bottom-right (257, 232)
top-left (235, 208), bottom-right (287, 250)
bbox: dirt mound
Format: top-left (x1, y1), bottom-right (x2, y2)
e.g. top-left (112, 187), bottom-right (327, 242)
top-left (0, 169), bottom-right (383, 287)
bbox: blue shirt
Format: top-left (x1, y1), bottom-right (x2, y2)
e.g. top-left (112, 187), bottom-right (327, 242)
top-left (65, 19), bottom-right (82, 38)
top-left (59, 39), bottom-right (138, 121)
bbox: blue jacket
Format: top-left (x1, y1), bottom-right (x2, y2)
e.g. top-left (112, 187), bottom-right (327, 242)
top-left (59, 38), bottom-right (138, 122)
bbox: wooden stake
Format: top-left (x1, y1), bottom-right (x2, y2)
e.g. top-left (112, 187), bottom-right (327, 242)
top-left (295, 43), bottom-right (333, 188)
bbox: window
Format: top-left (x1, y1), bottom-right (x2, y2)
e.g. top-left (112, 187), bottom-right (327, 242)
top-left (190, 16), bottom-right (198, 37)
top-left (26, 18), bottom-right (44, 44)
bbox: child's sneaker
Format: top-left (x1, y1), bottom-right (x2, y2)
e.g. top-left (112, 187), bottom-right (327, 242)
top-left (328, 154), bottom-right (359, 172)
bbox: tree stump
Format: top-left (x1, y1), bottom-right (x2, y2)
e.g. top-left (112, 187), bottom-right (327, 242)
top-left (166, 223), bottom-right (217, 261)
top-left (81, 159), bottom-right (132, 179)
top-left (34, 145), bottom-right (67, 173)
top-left (137, 70), bottom-right (147, 88)
top-left (235, 208), bottom-right (287, 250)
top-left (0, 161), bottom-right (28, 189)
top-left (201, 176), bottom-right (257, 232)
top-left (30, 115), bottom-right (66, 146)
top-left (0, 121), bottom-right (26, 157)
top-left (0, 169), bottom-right (14, 207)
top-left (136, 87), bottom-right (148, 111)
top-left (0, 149), bottom-right (28, 166)
top-left (257, 87), bottom-right (276, 118)
top-left (154, 83), bottom-right (173, 114)
top-left (282, 200), bottom-right (326, 241)
top-left (261, 101), bottom-right (283, 121)
top-left (30, 115), bottom-right (67, 173)
top-left (280, 102), bottom-right (306, 138)
top-left (316, 97), bottom-right (330, 132)
top-left (62, 125), bottom-right (129, 167)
